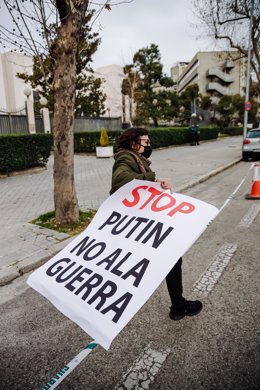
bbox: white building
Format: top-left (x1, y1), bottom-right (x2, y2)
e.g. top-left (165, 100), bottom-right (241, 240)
top-left (170, 61), bottom-right (189, 91)
top-left (0, 52), bottom-right (33, 113)
top-left (0, 51), bottom-right (249, 124)
top-left (172, 51), bottom-right (246, 101)
top-left (95, 64), bottom-right (125, 119)
top-left (0, 52), bottom-right (128, 121)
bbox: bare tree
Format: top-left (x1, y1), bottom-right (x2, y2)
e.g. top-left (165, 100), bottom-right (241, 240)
top-left (121, 64), bottom-right (142, 125)
top-left (0, 0), bottom-right (133, 224)
top-left (192, 0), bottom-right (260, 83)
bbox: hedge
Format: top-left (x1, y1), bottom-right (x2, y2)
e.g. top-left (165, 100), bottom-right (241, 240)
top-left (0, 133), bottom-right (53, 174)
top-left (218, 127), bottom-right (243, 136)
top-left (74, 130), bottom-right (120, 153)
top-left (0, 127), bottom-right (219, 173)
top-left (148, 127), bottom-right (219, 148)
top-left (74, 127), bottom-right (219, 153)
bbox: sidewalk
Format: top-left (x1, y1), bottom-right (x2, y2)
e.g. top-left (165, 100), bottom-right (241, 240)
top-left (0, 136), bottom-right (242, 285)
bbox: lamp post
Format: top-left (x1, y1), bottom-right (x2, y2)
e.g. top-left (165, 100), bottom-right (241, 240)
top-left (24, 87), bottom-right (36, 134)
top-left (40, 96), bottom-right (51, 134)
top-left (243, 0), bottom-right (254, 140)
top-left (39, 96), bottom-right (47, 106)
top-left (24, 87), bottom-right (32, 100)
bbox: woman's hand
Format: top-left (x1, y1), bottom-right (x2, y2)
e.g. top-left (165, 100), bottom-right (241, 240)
top-left (156, 177), bottom-right (174, 194)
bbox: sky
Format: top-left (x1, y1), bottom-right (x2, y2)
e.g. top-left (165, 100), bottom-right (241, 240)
top-left (0, 0), bottom-right (221, 75)
top-left (91, 0), bottom-right (218, 74)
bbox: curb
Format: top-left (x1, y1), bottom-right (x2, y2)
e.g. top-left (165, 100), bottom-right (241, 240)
top-left (176, 158), bottom-right (241, 193)
top-left (0, 158), bottom-right (241, 287)
top-left (0, 166), bottom-right (46, 179)
top-left (0, 236), bottom-right (74, 287)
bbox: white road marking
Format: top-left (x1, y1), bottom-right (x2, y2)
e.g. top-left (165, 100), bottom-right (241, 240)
top-left (114, 346), bottom-right (170, 390)
top-left (218, 162), bottom-right (254, 214)
top-left (238, 204), bottom-right (260, 228)
top-left (192, 243), bottom-right (237, 296)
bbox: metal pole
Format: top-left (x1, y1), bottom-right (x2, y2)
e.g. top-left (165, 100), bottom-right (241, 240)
top-left (243, 0), bottom-right (254, 140)
top-left (8, 113), bottom-right (12, 134)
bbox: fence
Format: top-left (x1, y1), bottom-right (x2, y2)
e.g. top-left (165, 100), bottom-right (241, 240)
top-left (0, 115), bottom-right (122, 135)
top-left (0, 114), bottom-right (29, 134)
top-left (73, 116), bottom-right (122, 132)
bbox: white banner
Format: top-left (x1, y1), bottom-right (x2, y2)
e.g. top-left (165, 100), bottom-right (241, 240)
top-left (27, 180), bottom-right (218, 350)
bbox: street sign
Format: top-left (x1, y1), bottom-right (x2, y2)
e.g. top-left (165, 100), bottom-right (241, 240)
top-left (245, 100), bottom-right (252, 111)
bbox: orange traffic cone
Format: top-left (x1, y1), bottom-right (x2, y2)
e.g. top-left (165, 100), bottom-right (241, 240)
top-left (245, 162), bottom-right (260, 199)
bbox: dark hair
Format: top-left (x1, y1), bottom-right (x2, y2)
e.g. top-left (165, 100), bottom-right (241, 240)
top-left (118, 127), bottom-right (149, 150)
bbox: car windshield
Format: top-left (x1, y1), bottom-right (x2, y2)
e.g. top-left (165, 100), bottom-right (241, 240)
top-left (247, 130), bottom-right (260, 139)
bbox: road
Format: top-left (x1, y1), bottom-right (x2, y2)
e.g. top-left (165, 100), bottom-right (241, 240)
top-left (0, 138), bottom-right (259, 390)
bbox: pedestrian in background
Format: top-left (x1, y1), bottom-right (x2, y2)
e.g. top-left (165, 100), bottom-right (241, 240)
top-left (190, 125), bottom-right (200, 146)
top-left (190, 114), bottom-right (200, 146)
top-left (110, 127), bottom-right (203, 320)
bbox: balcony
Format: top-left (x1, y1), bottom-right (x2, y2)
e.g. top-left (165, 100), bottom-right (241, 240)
top-left (207, 68), bottom-right (235, 83)
top-left (207, 82), bottom-right (234, 96)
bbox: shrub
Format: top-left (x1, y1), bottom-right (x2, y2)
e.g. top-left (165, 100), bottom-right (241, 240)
top-left (0, 133), bottom-right (53, 174)
top-left (0, 127), bottom-right (219, 174)
top-left (199, 127), bottom-right (219, 140)
top-left (219, 127), bottom-right (243, 136)
top-left (149, 127), bottom-right (218, 148)
top-left (65, 127), bottom-right (219, 154)
top-left (74, 130), bottom-right (121, 153)
top-left (99, 127), bottom-right (109, 146)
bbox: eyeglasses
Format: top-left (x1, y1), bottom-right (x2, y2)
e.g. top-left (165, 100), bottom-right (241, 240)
top-left (138, 137), bottom-right (151, 146)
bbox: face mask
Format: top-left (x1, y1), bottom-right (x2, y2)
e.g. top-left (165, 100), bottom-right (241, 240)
top-left (141, 145), bottom-right (152, 159)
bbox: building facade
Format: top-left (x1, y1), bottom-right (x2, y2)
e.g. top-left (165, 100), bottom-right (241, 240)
top-left (0, 52), bottom-right (34, 114)
top-left (0, 53), bottom-right (128, 122)
top-left (172, 51), bottom-right (246, 101)
top-left (94, 64), bottom-right (128, 120)
top-left (170, 61), bottom-right (189, 92)
top-left (1, 51), bottom-right (247, 126)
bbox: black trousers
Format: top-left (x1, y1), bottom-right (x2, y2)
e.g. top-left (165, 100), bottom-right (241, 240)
top-left (194, 132), bottom-right (200, 145)
top-left (190, 132), bottom-right (200, 145)
top-left (165, 257), bottom-right (184, 308)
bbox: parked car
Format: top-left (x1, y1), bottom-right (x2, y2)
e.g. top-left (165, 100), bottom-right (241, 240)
top-left (242, 128), bottom-right (260, 160)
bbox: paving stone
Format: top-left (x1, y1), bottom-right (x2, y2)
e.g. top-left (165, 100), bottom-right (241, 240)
top-left (0, 266), bottom-right (20, 286)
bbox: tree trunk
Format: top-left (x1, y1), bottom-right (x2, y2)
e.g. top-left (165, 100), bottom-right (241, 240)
top-left (52, 1), bottom-right (88, 224)
top-left (129, 98), bottom-right (133, 124)
top-left (122, 94), bottom-right (126, 123)
top-left (153, 117), bottom-right (158, 127)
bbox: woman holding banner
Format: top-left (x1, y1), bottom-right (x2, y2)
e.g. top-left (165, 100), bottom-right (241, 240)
top-left (110, 127), bottom-right (202, 320)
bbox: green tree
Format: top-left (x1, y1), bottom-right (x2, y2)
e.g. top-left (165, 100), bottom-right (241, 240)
top-left (0, 0), bottom-right (125, 224)
top-left (17, 12), bottom-right (106, 116)
top-left (133, 44), bottom-right (164, 89)
top-left (231, 94), bottom-right (246, 123)
top-left (123, 43), bottom-right (176, 126)
top-left (216, 95), bottom-right (236, 127)
top-left (17, 56), bottom-right (55, 111)
top-left (76, 75), bottom-right (106, 117)
top-left (178, 84), bottom-right (200, 123)
top-left (199, 95), bottom-right (212, 111)
top-left (215, 94), bottom-right (258, 127)
top-left (153, 90), bottom-right (180, 123)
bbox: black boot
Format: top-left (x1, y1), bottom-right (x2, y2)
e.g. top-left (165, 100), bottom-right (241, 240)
top-left (169, 299), bottom-right (203, 320)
